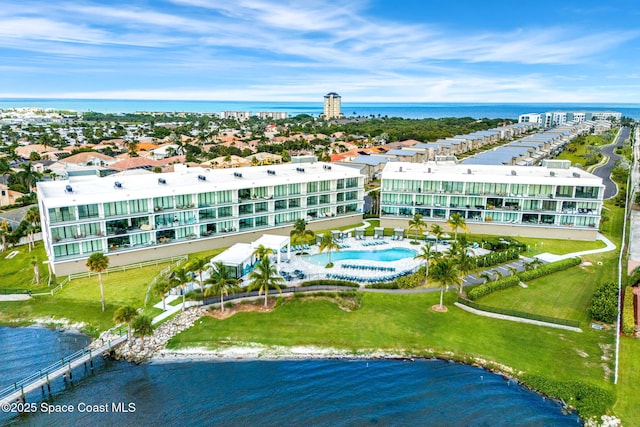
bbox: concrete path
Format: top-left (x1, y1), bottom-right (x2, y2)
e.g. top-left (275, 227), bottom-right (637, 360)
top-left (454, 302), bottom-right (582, 332)
top-left (0, 294), bottom-right (31, 301)
top-left (534, 233), bottom-right (616, 263)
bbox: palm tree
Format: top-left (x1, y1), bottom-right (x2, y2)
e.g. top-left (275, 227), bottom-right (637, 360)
top-left (0, 219), bottom-right (10, 253)
top-left (113, 305), bottom-right (138, 339)
top-left (86, 252), bottom-right (109, 312)
top-left (170, 267), bottom-right (191, 311)
top-left (446, 213), bottom-right (468, 241)
top-left (153, 277), bottom-right (173, 311)
top-left (408, 213), bottom-right (426, 243)
top-left (132, 314), bottom-right (154, 343)
top-left (476, 272), bottom-right (493, 285)
top-left (24, 207), bottom-right (40, 252)
top-left (453, 247), bottom-right (475, 294)
top-left (414, 242), bottom-right (438, 286)
top-left (252, 244), bottom-right (274, 262)
top-left (188, 257), bottom-right (208, 289)
top-left (318, 231), bottom-right (340, 266)
top-left (291, 218), bottom-right (314, 245)
top-left (430, 224), bottom-right (443, 252)
top-left (204, 262), bottom-right (239, 313)
top-left (31, 257), bottom-right (40, 285)
top-left (430, 257), bottom-right (461, 311)
top-left (248, 257), bottom-right (284, 307)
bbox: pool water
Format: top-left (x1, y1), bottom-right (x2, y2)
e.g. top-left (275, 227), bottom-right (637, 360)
top-left (304, 247), bottom-right (418, 265)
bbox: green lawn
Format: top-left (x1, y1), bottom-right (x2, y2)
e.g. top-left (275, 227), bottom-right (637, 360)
top-left (168, 292), bottom-right (614, 388)
top-left (615, 338), bottom-right (640, 427)
top-left (0, 242), bottom-right (51, 293)
top-left (478, 257), bottom-right (616, 324)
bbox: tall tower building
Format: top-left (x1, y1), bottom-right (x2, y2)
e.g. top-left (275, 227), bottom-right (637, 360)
top-left (323, 92), bottom-right (342, 119)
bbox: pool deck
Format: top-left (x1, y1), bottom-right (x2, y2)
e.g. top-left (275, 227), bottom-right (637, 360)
top-left (273, 236), bottom-right (471, 286)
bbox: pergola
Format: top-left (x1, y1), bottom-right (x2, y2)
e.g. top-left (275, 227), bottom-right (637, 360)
top-left (252, 234), bottom-right (291, 264)
top-left (393, 228), bottom-right (405, 240)
top-left (354, 228), bottom-right (366, 240)
top-left (374, 227), bottom-right (384, 239)
top-left (331, 230), bottom-right (342, 240)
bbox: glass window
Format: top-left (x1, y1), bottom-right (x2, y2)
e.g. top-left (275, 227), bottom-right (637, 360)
top-left (153, 196), bottom-right (173, 210)
top-left (217, 190), bottom-right (232, 204)
top-left (288, 183), bottom-right (301, 195)
top-left (288, 198), bottom-right (301, 208)
top-left (79, 222), bottom-right (102, 237)
top-left (307, 196), bottom-right (318, 206)
top-left (129, 199), bottom-right (149, 214)
top-left (307, 182), bottom-right (318, 193)
top-left (104, 201), bottom-right (128, 217)
top-left (175, 194), bottom-right (193, 208)
top-left (345, 177), bottom-right (358, 188)
top-left (199, 208), bottom-right (216, 220)
top-left (274, 185), bottom-right (287, 198)
top-left (49, 207), bottom-right (76, 223)
top-left (81, 240), bottom-right (103, 253)
top-left (53, 243), bottom-right (80, 258)
top-left (555, 186), bottom-right (574, 198)
top-left (275, 200), bottom-right (287, 210)
top-left (318, 180), bottom-right (331, 192)
top-left (78, 204), bottom-right (99, 219)
top-left (255, 202), bottom-right (268, 213)
top-left (336, 179), bottom-right (345, 190)
top-left (319, 194), bottom-right (330, 204)
top-left (218, 206), bottom-right (232, 218)
top-left (198, 192), bottom-right (216, 207)
top-left (239, 204), bottom-right (253, 215)
top-left (510, 184), bottom-right (527, 196)
top-left (529, 184), bottom-right (553, 197)
top-left (255, 216), bottom-right (268, 227)
top-left (575, 186), bottom-right (599, 199)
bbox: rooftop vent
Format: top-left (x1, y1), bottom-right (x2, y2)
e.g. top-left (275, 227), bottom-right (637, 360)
top-left (114, 181), bottom-right (123, 189)
top-left (198, 175), bottom-right (206, 181)
top-left (233, 172), bottom-right (243, 178)
top-left (296, 167), bottom-right (305, 173)
top-left (511, 170), bottom-right (517, 176)
top-left (323, 165), bottom-right (332, 170)
top-left (399, 166), bottom-right (403, 172)
top-left (158, 178), bottom-right (167, 185)
top-left (267, 170), bottom-right (276, 175)
top-left (427, 167), bottom-right (431, 173)
top-left (467, 169), bottom-right (472, 175)
top-left (550, 171), bottom-right (556, 177)
top-left (65, 185), bottom-right (73, 193)
top-left (572, 172), bottom-right (581, 178)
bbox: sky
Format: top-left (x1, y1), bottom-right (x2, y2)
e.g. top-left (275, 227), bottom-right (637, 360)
top-left (0, 0), bottom-right (639, 102)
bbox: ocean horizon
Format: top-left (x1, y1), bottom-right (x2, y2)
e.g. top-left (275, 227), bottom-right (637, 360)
top-left (1, 98), bottom-right (639, 120)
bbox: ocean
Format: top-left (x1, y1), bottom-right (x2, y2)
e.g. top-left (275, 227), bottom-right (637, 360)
top-left (0, 98), bottom-right (639, 120)
top-left (0, 327), bottom-right (582, 426)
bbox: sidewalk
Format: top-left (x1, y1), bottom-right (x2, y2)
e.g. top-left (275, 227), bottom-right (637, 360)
top-left (534, 233), bottom-right (616, 263)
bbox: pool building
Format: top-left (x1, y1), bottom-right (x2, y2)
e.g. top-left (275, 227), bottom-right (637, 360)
top-left (379, 160), bottom-right (604, 240)
top-left (37, 162), bottom-right (365, 275)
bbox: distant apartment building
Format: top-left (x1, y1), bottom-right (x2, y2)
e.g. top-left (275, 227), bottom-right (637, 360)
top-left (518, 111), bottom-right (621, 127)
top-left (37, 163), bottom-right (365, 275)
top-left (323, 92), bottom-right (343, 119)
top-left (379, 160), bottom-right (604, 241)
top-left (256, 112), bottom-right (288, 120)
top-left (219, 111), bottom-right (252, 121)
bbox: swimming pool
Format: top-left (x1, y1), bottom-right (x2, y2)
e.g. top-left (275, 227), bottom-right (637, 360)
top-left (304, 248), bottom-right (418, 265)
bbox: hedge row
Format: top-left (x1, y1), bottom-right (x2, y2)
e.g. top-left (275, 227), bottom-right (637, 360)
top-left (589, 282), bottom-right (618, 324)
top-left (517, 257), bottom-right (581, 282)
top-left (622, 286), bottom-right (635, 336)
top-left (300, 279), bottom-right (360, 288)
top-left (467, 276), bottom-right (520, 301)
top-left (520, 374), bottom-right (614, 419)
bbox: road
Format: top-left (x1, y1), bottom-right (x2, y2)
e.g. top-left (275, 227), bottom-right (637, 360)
top-left (592, 127), bottom-right (631, 199)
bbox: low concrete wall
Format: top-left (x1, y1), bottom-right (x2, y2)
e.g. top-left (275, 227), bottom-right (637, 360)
top-left (379, 218), bottom-right (598, 241)
top-left (52, 214), bottom-right (364, 276)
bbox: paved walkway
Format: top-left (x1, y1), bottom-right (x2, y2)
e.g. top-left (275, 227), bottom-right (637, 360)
top-left (0, 294), bottom-right (31, 301)
top-left (534, 233), bottom-right (616, 263)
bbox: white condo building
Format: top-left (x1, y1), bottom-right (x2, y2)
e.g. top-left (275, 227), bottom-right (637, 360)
top-left (38, 163), bottom-right (365, 275)
top-left (518, 111), bottom-right (622, 127)
top-left (379, 161), bottom-right (604, 240)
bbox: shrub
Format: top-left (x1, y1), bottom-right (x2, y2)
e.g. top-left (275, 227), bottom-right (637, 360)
top-left (300, 279), bottom-right (360, 288)
top-left (474, 248), bottom-right (521, 269)
top-left (622, 286), bottom-right (635, 336)
top-left (520, 374), bottom-right (614, 419)
top-left (467, 276), bottom-right (520, 301)
top-left (517, 257), bottom-right (581, 282)
top-left (589, 282), bottom-right (619, 324)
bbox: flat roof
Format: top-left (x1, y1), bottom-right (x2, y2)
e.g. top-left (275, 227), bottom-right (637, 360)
top-left (211, 243), bottom-right (253, 266)
top-left (382, 161), bottom-right (604, 188)
top-left (37, 162), bottom-right (363, 208)
top-left (252, 234), bottom-right (289, 251)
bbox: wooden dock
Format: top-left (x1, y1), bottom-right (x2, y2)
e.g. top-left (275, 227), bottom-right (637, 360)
top-left (0, 335), bottom-right (127, 405)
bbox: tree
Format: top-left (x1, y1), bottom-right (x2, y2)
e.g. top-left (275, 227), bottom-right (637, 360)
top-left (291, 218), bottom-right (314, 245)
top-left (430, 224), bottom-right (443, 252)
top-left (252, 244), bottom-right (274, 262)
top-left (114, 305), bottom-right (138, 340)
top-left (170, 267), bottom-right (191, 312)
top-left (132, 314), bottom-right (154, 342)
top-left (153, 277), bottom-right (173, 311)
top-left (451, 246), bottom-right (474, 294)
top-left (414, 242), bottom-right (438, 286)
top-left (430, 257), bottom-right (461, 311)
top-left (0, 220), bottom-right (10, 252)
top-left (86, 252), bottom-right (109, 312)
top-left (318, 231), bottom-right (340, 266)
top-left (204, 262), bottom-right (239, 313)
top-left (24, 207), bottom-right (40, 252)
top-left (408, 213), bottom-right (426, 243)
top-left (446, 213), bottom-right (468, 241)
top-left (188, 257), bottom-right (208, 290)
top-left (31, 257), bottom-right (40, 285)
top-left (248, 257), bottom-right (284, 307)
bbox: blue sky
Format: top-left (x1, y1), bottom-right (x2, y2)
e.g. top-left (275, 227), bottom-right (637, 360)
top-left (1, 0), bottom-right (639, 102)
